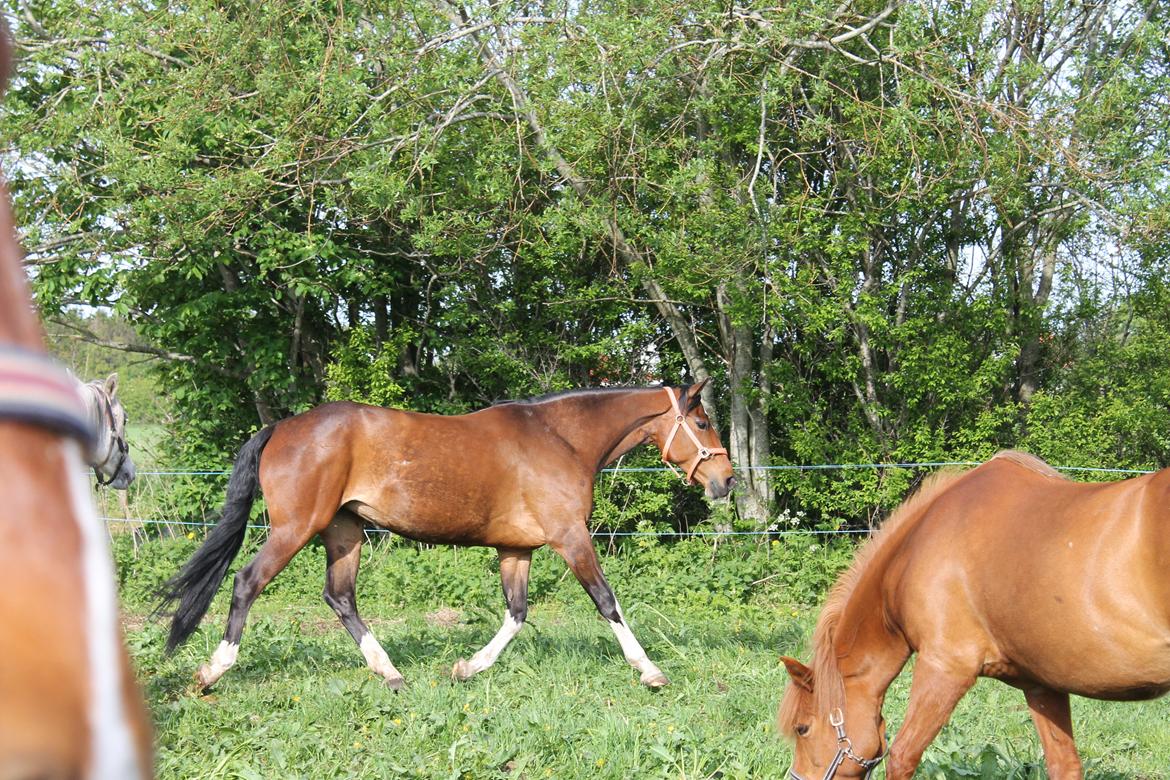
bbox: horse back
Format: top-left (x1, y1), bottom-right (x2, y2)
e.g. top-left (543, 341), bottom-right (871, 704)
top-left (257, 401), bottom-right (590, 547)
top-left (886, 456), bottom-right (1170, 698)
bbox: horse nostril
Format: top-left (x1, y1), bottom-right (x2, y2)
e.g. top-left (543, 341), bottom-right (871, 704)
top-left (726, 476), bottom-right (737, 490)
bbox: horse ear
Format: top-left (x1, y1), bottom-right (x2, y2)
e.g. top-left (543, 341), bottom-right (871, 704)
top-left (781, 656), bottom-right (814, 692)
top-left (685, 377), bottom-right (709, 411)
top-left (104, 372), bottom-right (119, 397)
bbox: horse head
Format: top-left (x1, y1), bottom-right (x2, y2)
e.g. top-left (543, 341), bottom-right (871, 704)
top-left (778, 656), bottom-right (888, 780)
top-left (658, 378), bottom-right (735, 499)
top-left (84, 372), bottom-right (136, 489)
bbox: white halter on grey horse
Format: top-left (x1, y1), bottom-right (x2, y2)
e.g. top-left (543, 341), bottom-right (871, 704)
top-left (76, 372), bottom-right (136, 489)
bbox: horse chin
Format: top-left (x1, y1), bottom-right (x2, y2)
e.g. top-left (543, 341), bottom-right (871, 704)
top-left (108, 460), bottom-right (136, 490)
top-left (704, 480), bottom-right (733, 501)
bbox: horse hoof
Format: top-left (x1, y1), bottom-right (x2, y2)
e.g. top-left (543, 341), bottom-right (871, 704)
top-left (384, 675), bottom-right (406, 692)
top-left (451, 659), bottom-right (476, 681)
top-left (641, 671), bottom-right (669, 688)
top-left (194, 666), bottom-right (216, 691)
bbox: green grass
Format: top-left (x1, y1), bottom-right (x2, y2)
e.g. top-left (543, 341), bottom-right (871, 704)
top-left (119, 538), bottom-right (1170, 779)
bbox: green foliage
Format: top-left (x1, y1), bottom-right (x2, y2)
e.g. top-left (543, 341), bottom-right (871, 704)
top-left (13, 0), bottom-right (1170, 530)
top-left (323, 329), bottom-right (406, 408)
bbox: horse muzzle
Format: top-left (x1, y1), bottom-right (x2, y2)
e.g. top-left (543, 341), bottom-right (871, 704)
top-left (705, 474), bottom-right (735, 500)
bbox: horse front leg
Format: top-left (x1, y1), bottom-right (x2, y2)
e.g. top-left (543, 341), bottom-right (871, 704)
top-left (553, 528), bottom-right (668, 688)
top-left (1024, 687), bottom-right (1084, 780)
top-left (452, 548), bottom-right (531, 681)
top-left (885, 656), bottom-right (975, 780)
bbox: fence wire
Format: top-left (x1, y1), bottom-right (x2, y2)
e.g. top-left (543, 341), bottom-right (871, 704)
top-left (98, 460), bottom-right (1152, 541)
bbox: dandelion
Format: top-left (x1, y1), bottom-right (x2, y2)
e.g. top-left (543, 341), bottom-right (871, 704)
top-left (462, 724), bottom-right (470, 732)
top-left (186, 532), bottom-right (196, 540)
top-left (595, 758), bottom-right (606, 768)
top-left (392, 718), bottom-right (402, 726)
top-left (291, 695), bottom-right (300, 703)
top-left (353, 741), bottom-right (362, 750)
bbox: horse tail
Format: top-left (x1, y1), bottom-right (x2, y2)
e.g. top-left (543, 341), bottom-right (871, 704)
top-left (157, 425), bottom-right (276, 653)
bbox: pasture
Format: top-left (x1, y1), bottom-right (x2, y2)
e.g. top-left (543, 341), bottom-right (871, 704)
top-left (114, 534), bottom-right (1170, 779)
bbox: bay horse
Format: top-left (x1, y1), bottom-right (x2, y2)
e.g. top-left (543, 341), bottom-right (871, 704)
top-left (160, 381), bottom-right (734, 691)
top-left (77, 373), bottom-right (136, 489)
top-left (0, 20), bottom-right (152, 779)
top-left (778, 450), bottom-right (1170, 780)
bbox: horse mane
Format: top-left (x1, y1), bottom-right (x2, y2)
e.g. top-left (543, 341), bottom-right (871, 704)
top-left (493, 385), bottom-right (668, 406)
top-left (777, 466), bottom-right (970, 736)
top-left (987, 449), bottom-right (1067, 480)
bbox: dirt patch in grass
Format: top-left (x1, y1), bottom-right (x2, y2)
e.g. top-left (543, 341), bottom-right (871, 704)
top-left (425, 607), bottom-right (463, 628)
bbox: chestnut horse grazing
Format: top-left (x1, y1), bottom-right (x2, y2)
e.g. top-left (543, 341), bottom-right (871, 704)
top-left (0, 21), bottom-right (152, 779)
top-left (779, 450), bottom-right (1170, 780)
top-left (160, 381), bottom-right (733, 691)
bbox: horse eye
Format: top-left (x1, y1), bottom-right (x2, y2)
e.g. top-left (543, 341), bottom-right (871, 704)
top-left (696, 419), bottom-right (708, 430)
top-left (795, 724), bottom-right (810, 737)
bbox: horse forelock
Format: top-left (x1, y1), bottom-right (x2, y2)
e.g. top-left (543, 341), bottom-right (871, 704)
top-left (788, 467), bottom-right (972, 728)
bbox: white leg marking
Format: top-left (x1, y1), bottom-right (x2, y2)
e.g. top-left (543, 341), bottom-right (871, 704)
top-left (606, 602), bottom-right (667, 687)
top-left (455, 613), bottom-right (524, 678)
top-left (360, 632), bottom-right (404, 683)
top-left (65, 442), bottom-right (145, 779)
top-left (198, 640), bottom-right (240, 686)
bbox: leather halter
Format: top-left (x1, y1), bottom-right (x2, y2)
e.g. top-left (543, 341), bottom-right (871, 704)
top-left (0, 346), bottom-right (94, 447)
top-left (788, 709), bottom-right (888, 780)
top-left (660, 386), bottom-right (727, 484)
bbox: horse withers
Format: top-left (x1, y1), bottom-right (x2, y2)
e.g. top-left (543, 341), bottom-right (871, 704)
top-left (778, 450), bottom-right (1170, 780)
top-left (160, 380), bottom-right (734, 691)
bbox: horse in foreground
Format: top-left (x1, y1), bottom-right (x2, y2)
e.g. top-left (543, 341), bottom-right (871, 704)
top-left (0, 21), bottom-right (152, 778)
top-left (161, 381), bottom-right (733, 690)
top-left (779, 450), bottom-right (1170, 780)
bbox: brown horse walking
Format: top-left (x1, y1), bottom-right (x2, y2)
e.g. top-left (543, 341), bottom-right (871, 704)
top-left (778, 450), bottom-right (1170, 780)
top-left (0, 20), bottom-right (153, 779)
top-left (161, 381), bottom-right (733, 691)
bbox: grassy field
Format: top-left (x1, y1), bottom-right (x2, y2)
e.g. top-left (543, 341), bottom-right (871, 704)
top-left (117, 537), bottom-right (1170, 779)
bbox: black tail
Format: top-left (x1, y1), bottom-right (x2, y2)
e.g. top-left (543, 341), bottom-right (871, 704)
top-left (156, 425), bottom-right (276, 653)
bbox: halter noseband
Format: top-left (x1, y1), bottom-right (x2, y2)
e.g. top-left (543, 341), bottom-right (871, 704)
top-left (660, 386), bottom-right (727, 484)
top-left (788, 709), bottom-right (888, 780)
top-left (0, 346), bottom-right (95, 447)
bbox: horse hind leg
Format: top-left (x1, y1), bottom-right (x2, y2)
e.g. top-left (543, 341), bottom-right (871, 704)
top-left (452, 548), bottom-right (531, 681)
top-left (1024, 687), bottom-right (1084, 780)
top-left (195, 522), bottom-right (318, 690)
top-left (321, 511), bottom-right (405, 690)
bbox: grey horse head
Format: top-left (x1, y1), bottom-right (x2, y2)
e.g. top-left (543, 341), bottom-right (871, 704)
top-left (80, 372), bottom-right (136, 489)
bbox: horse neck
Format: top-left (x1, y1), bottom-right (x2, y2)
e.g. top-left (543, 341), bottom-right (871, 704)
top-left (535, 389), bottom-right (667, 472)
top-left (828, 564), bottom-right (912, 711)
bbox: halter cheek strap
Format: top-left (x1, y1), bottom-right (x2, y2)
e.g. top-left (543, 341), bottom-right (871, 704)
top-left (660, 386), bottom-right (727, 484)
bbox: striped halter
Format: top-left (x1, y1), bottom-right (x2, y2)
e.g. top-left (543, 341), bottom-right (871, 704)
top-left (0, 346), bottom-right (95, 447)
